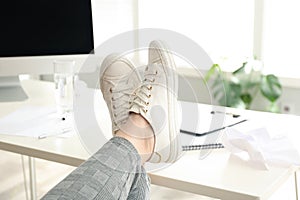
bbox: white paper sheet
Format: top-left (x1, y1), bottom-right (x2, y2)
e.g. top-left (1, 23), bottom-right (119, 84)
top-left (0, 106), bottom-right (75, 138)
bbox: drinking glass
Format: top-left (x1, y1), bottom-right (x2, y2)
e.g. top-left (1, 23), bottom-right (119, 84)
top-left (53, 60), bottom-right (75, 116)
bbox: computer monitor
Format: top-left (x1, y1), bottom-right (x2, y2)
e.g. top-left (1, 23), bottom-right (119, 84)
top-left (0, 0), bottom-right (95, 101)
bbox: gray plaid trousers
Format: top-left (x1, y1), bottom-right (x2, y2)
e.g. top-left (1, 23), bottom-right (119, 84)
top-left (42, 137), bottom-right (150, 200)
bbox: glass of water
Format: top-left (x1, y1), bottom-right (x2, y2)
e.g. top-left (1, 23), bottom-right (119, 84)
top-left (53, 60), bottom-right (75, 117)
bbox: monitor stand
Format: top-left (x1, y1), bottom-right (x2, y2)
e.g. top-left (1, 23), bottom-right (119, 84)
top-left (0, 76), bottom-right (28, 102)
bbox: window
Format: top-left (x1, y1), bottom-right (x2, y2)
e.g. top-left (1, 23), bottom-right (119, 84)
top-left (92, 0), bottom-right (135, 48)
top-left (263, 0), bottom-right (300, 78)
top-left (138, 0), bottom-right (255, 71)
top-left (138, 0), bottom-right (300, 80)
top-left (92, 0), bottom-right (300, 80)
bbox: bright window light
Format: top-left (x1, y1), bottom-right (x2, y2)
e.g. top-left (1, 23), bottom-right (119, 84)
top-left (92, 0), bottom-right (134, 48)
top-left (263, 0), bottom-right (300, 78)
top-left (138, 0), bottom-right (254, 71)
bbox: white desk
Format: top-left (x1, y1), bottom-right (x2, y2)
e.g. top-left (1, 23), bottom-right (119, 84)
top-left (0, 80), bottom-right (89, 166)
top-left (0, 80), bottom-right (299, 200)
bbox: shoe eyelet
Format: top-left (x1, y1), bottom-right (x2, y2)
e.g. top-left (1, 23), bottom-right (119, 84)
top-left (148, 94), bottom-right (151, 98)
top-left (114, 113), bottom-right (117, 117)
top-left (148, 86), bottom-right (152, 90)
top-left (155, 71), bottom-right (158, 74)
top-left (146, 102), bottom-right (149, 105)
top-left (109, 88), bottom-right (113, 93)
top-left (152, 78), bottom-right (155, 82)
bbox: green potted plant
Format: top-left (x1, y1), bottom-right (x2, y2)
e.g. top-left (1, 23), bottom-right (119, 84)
top-left (204, 61), bottom-right (282, 112)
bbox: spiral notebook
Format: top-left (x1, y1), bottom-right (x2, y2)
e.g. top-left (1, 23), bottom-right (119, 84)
top-left (182, 143), bottom-right (224, 151)
top-left (179, 101), bottom-right (247, 152)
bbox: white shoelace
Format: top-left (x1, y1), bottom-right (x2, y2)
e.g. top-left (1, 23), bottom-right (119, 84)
top-left (111, 81), bottom-right (134, 125)
top-left (130, 65), bottom-right (158, 113)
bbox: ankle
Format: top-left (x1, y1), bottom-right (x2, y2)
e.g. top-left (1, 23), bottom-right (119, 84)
top-left (115, 130), bottom-right (154, 163)
top-left (116, 114), bottom-right (155, 164)
top-left (129, 113), bottom-right (150, 128)
top-left (120, 113), bottom-right (154, 140)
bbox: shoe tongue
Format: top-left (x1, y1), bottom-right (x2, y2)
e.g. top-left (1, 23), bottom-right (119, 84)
top-left (129, 104), bottom-right (141, 115)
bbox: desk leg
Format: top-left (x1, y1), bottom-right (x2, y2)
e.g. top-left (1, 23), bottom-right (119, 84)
top-left (28, 157), bottom-right (37, 200)
top-left (295, 172), bottom-right (299, 200)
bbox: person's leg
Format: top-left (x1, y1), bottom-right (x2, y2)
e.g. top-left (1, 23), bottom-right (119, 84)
top-left (42, 41), bottom-right (181, 199)
top-left (42, 113), bottom-right (154, 200)
top-left (42, 51), bottom-right (153, 199)
top-left (99, 53), bottom-right (153, 199)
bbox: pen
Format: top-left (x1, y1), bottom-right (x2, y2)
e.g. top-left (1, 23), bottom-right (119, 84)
top-left (38, 127), bottom-right (72, 139)
top-left (211, 110), bottom-right (240, 118)
top-left (38, 134), bottom-right (48, 139)
top-left (180, 119), bottom-right (248, 137)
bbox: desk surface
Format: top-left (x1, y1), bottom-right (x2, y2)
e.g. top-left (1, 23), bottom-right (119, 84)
top-left (0, 79), bottom-right (299, 200)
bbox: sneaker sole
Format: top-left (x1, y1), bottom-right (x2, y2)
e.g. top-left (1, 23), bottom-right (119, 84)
top-left (149, 40), bottom-right (180, 163)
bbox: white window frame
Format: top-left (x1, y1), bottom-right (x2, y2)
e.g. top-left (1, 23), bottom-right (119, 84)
top-left (133, 0), bottom-right (300, 88)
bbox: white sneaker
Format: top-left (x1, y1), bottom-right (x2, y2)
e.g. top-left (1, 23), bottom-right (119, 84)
top-left (100, 54), bottom-right (141, 135)
top-left (129, 40), bottom-right (181, 163)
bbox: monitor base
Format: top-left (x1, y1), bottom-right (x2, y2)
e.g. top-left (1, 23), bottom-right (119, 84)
top-left (0, 76), bottom-right (28, 102)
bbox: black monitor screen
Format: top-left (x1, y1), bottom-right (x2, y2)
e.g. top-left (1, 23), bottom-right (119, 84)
top-left (0, 0), bottom-right (94, 57)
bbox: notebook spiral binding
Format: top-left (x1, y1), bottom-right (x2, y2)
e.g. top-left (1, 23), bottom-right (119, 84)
top-left (182, 143), bottom-right (224, 151)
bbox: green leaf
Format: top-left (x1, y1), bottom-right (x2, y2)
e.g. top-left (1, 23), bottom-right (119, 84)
top-left (213, 80), bottom-right (243, 108)
top-left (260, 74), bottom-right (282, 102)
top-left (204, 64), bottom-right (221, 82)
top-left (227, 82), bottom-right (243, 107)
top-left (240, 93), bottom-right (252, 109)
top-left (268, 102), bottom-right (280, 113)
top-left (229, 81), bottom-right (242, 97)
